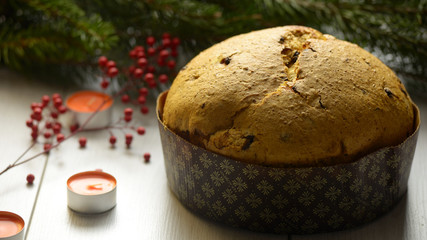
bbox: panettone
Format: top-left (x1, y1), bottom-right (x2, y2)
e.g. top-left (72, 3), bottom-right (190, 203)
top-left (162, 25), bottom-right (415, 167)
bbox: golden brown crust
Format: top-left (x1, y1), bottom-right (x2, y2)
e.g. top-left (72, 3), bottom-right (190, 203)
top-left (163, 25), bottom-right (415, 167)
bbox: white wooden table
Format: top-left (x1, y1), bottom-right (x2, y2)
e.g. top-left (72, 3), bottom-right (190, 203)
top-left (0, 68), bottom-right (426, 240)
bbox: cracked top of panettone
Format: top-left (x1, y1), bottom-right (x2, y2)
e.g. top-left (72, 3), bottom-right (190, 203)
top-left (162, 25), bottom-right (415, 167)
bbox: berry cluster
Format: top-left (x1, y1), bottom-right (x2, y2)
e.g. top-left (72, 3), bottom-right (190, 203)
top-left (98, 33), bottom-right (179, 95)
top-left (107, 107), bottom-right (147, 149)
top-left (13, 35), bottom-right (179, 181)
top-left (26, 93), bottom-right (69, 152)
top-left (94, 33), bottom-right (180, 149)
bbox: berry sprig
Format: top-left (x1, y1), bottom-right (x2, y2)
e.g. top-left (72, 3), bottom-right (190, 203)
top-left (1, 90), bottom-right (151, 177)
top-left (107, 108), bottom-right (146, 149)
top-left (0, 34), bottom-right (178, 179)
top-left (27, 93), bottom-right (68, 147)
top-left (0, 88), bottom-right (150, 178)
top-left (98, 33), bottom-right (180, 105)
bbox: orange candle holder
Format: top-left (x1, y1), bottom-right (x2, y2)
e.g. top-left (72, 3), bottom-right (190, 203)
top-left (66, 91), bottom-right (113, 129)
top-left (67, 171), bottom-right (117, 214)
top-left (0, 211), bottom-right (24, 240)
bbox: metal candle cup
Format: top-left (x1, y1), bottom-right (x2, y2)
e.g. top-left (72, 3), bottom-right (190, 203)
top-left (66, 91), bottom-right (113, 129)
top-left (0, 211), bottom-right (24, 240)
top-left (67, 171), bottom-right (117, 214)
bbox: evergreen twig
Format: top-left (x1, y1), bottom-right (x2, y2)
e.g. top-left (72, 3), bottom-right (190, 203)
top-left (0, 0), bottom-right (426, 94)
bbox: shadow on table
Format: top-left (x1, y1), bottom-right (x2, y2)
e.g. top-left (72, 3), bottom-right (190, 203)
top-left (66, 206), bottom-right (117, 229)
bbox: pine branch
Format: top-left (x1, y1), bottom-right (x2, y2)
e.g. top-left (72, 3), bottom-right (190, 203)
top-left (0, 0), bottom-right (426, 94)
top-left (0, 0), bottom-right (117, 70)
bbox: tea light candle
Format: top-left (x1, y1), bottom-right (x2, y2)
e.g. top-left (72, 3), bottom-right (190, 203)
top-left (66, 91), bottom-right (113, 129)
top-left (67, 171), bottom-right (117, 214)
top-left (0, 211), bottom-right (24, 240)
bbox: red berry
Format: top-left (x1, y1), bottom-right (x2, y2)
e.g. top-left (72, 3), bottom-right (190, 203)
top-left (124, 115), bottom-right (132, 122)
top-left (162, 33), bottom-right (171, 39)
top-left (162, 38), bottom-right (171, 48)
top-left (26, 119), bottom-right (33, 128)
top-left (79, 137), bottom-right (87, 148)
top-left (106, 60), bottom-right (116, 69)
top-left (52, 126), bottom-right (61, 134)
top-left (31, 125), bottom-right (38, 133)
top-left (172, 37), bottom-right (180, 46)
top-left (137, 96), bottom-right (146, 105)
top-left (125, 134), bottom-right (133, 147)
top-left (143, 152), bottom-right (151, 163)
top-left (51, 112), bottom-right (58, 119)
top-left (137, 58), bottom-right (148, 68)
top-left (125, 141), bottom-right (132, 147)
top-left (137, 51), bottom-right (146, 58)
top-left (58, 105), bottom-right (67, 114)
top-left (140, 106), bottom-right (149, 114)
top-left (56, 133), bottom-right (65, 142)
top-left (129, 66), bottom-right (136, 74)
top-left (167, 60), bottom-right (176, 69)
top-left (41, 95), bottom-right (50, 106)
top-left (54, 98), bottom-right (62, 108)
top-left (146, 36), bottom-right (155, 46)
top-left (159, 74), bottom-right (168, 83)
top-left (26, 174), bottom-right (35, 184)
top-left (147, 66), bottom-right (156, 73)
top-left (159, 50), bottom-right (169, 59)
top-left (156, 45), bottom-right (165, 51)
top-left (144, 73), bottom-right (154, 82)
top-left (109, 135), bottom-right (117, 145)
top-left (129, 50), bottom-right (138, 59)
top-left (31, 132), bottom-right (38, 140)
top-left (147, 47), bottom-right (156, 56)
top-left (124, 108), bottom-right (133, 116)
top-left (134, 68), bottom-right (143, 78)
top-left (101, 80), bottom-right (109, 89)
top-left (70, 124), bottom-right (79, 133)
top-left (107, 67), bottom-right (118, 78)
top-left (33, 107), bottom-right (42, 115)
top-left (134, 46), bottom-right (144, 52)
top-left (148, 81), bottom-right (157, 89)
top-left (30, 102), bottom-right (39, 110)
top-left (45, 121), bottom-right (52, 129)
top-left (52, 93), bottom-right (61, 100)
top-left (158, 58), bottom-right (166, 66)
top-left (121, 94), bottom-right (130, 103)
top-left (44, 143), bottom-right (52, 152)
top-left (139, 88), bottom-right (148, 96)
top-left (32, 113), bottom-right (42, 122)
top-left (137, 127), bottom-right (146, 135)
top-left (44, 131), bottom-right (52, 139)
top-left (53, 123), bottom-right (62, 134)
top-left (98, 56), bottom-right (108, 67)
top-left (171, 49), bottom-right (178, 57)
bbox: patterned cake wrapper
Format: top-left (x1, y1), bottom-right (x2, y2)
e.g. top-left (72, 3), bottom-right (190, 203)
top-left (157, 91), bottom-right (420, 234)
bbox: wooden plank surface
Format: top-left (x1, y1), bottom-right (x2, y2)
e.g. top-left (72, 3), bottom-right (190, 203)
top-left (0, 69), bottom-right (53, 237)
